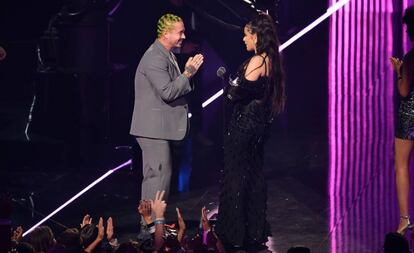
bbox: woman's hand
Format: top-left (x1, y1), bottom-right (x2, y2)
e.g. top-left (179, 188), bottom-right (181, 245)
top-left (390, 57), bottom-right (403, 76)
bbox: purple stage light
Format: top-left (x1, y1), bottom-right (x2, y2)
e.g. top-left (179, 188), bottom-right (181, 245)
top-left (328, 0), bottom-right (396, 251)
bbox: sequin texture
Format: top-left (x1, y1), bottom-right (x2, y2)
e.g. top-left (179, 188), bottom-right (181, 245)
top-left (396, 92), bottom-right (414, 140)
top-left (215, 74), bottom-right (272, 248)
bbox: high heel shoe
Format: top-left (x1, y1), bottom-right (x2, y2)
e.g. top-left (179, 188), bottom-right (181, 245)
top-left (397, 215), bottom-right (414, 235)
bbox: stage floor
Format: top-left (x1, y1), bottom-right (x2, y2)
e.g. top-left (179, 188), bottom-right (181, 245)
top-left (2, 125), bottom-right (407, 253)
top-left (4, 145), bottom-right (403, 253)
top-left (6, 169), bottom-right (329, 253)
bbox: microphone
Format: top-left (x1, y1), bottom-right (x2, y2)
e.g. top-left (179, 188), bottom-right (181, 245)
top-left (216, 66), bottom-right (239, 87)
top-left (216, 66), bottom-right (226, 79)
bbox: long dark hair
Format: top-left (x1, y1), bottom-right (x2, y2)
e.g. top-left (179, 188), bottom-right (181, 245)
top-left (403, 5), bottom-right (414, 41)
top-left (243, 14), bottom-right (285, 115)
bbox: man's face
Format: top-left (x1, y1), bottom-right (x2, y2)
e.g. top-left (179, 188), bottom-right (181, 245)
top-left (165, 21), bottom-right (186, 48)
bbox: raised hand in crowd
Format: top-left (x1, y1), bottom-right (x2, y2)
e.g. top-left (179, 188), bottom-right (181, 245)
top-left (97, 217), bottom-right (105, 241)
top-left (81, 214), bottom-right (92, 228)
top-left (200, 207), bottom-right (225, 253)
top-left (11, 226), bottom-right (23, 242)
top-left (106, 217), bottom-right (119, 247)
top-left (201, 206), bottom-right (211, 231)
top-left (106, 217), bottom-right (113, 241)
top-left (151, 190), bottom-right (166, 220)
top-left (176, 207), bottom-right (186, 243)
top-left (84, 217), bottom-right (105, 253)
top-left (151, 190), bottom-right (167, 252)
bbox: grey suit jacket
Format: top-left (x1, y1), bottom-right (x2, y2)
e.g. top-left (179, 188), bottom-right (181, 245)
top-left (130, 40), bottom-right (192, 141)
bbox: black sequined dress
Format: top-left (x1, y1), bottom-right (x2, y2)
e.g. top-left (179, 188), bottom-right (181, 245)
top-left (215, 72), bottom-right (272, 248)
top-left (396, 91), bottom-right (414, 140)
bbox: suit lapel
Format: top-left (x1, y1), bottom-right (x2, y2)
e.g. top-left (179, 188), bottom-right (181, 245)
top-left (169, 53), bottom-right (181, 73)
top-left (153, 40), bottom-right (181, 75)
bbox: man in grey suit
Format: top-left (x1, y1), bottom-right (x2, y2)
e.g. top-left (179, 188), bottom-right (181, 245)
top-left (130, 13), bottom-right (204, 201)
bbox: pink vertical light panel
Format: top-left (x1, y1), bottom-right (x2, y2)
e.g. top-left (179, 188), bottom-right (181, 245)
top-left (404, 0), bottom-right (410, 53)
top-left (329, 0), bottom-right (396, 252)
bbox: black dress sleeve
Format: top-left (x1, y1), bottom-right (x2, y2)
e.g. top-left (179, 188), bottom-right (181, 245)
top-left (225, 77), bottom-right (265, 104)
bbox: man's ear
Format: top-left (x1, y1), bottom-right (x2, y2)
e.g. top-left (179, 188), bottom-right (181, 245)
top-left (162, 31), bottom-right (169, 40)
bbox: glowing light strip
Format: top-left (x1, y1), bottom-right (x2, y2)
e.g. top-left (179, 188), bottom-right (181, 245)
top-left (386, 0), bottom-right (395, 231)
top-left (329, 1), bottom-right (397, 252)
top-left (328, 0), bottom-right (337, 251)
top-left (280, 0), bottom-right (350, 51)
top-left (201, 0), bottom-right (351, 108)
top-left (22, 159), bottom-right (132, 237)
top-left (202, 89), bottom-right (224, 108)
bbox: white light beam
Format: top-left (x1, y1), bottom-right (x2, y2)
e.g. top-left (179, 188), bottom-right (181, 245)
top-left (23, 159), bottom-right (132, 237)
top-left (202, 0), bottom-right (350, 108)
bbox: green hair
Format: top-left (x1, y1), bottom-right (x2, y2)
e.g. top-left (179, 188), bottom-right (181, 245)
top-left (157, 14), bottom-right (182, 38)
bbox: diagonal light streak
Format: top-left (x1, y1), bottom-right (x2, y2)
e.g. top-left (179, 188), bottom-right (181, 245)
top-left (202, 0), bottom-right (351, 108)
top-left (23, 159), bottom-right (131, 237)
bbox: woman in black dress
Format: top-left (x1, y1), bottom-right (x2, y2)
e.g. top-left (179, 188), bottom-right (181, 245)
top-left (391, 6), bottom-right (414, 235)
top-left (215, 14), bottom-right (285, 252)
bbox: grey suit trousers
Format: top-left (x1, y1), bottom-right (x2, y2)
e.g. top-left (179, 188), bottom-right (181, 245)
top-left (137, 137), bottom-right (172, 201)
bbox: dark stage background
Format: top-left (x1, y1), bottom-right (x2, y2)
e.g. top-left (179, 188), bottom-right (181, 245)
top-left (0, 0), bottom-right (332, 251)
top-left (0, 0), bottom-right (328, 184)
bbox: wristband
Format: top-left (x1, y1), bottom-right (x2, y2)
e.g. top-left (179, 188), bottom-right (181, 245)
top-left (154, 218), bottom-right (165, 225)
top-left (154, 220), bottom-right (165, 225)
